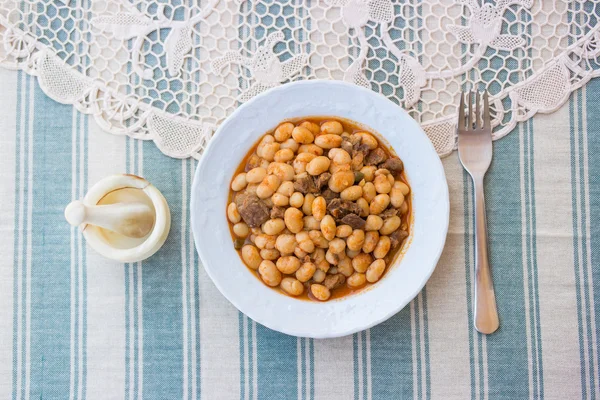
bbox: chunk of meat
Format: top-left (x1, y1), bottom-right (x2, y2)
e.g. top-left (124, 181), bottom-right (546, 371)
top-left (365, 148), bottom-right (388, 166)
top-left (314, 172), bottom-right (331, 189)
top-left (244, 154), bottom-right (262, 172)
top-left (235, 192), bottom-right (270, 227)
top-left (327, 198), bottom-right (362, 220)
top-left (321, 188), bottom-right (339, 204)
top-left (390, 230), bottom-right (409, 250)
top-left (379, 208), bottom-right (399, 219)
top-left (270, 206), bottom-right (285, 219)
top-left (324, 274), bottom-right (346, 290)
top-left (353, 143), bottom-right (370, 157)
top-left (341, 137), bottom-right (354, 154)
top-left (381, 158), bottom-right (404, 174)
top-left (294, 175), bottom-right (319, 194)
top-left (340, 213), bottom-right (366, 230)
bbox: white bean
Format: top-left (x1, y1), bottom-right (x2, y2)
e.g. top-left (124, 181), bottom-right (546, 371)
top-left (260, 248), bottom-right (280, 261)
top-left (352, 252), bottom-right (372, 273)
top-left (393, 181), bottom-right (410, 195)
top-left (292, 126), bottom-right (314, 144)
top-left (280, 277), bottom-right (304, 296)
top-left (303, 193), bottom-right (315, 216)
top-left (298, 144), bottom-right (324, 156)
top-left (263, 218), bottom-right (285, 235)
top-left (329, 171), bottom-right (355, 193)
top-left (268, 162), bottom-right (295, 182)
top-left (374, 174), bottom-right (392, 194)
top-left (390, 188), bottom-right (405, 208)
top-left (312, 196), bottom-right (326, 221)
top-left (233, 222), bottom-right (249, 238)
top-left (277, 182), bottom-right (294, 197)
top-left (241, 245), bottom-right (262, 269)
top-left (231, 173), bottom-right (248, 191)
top-left (341, 185), bottom-right (363, 201)
top-left (310, 284), bottom-right (331, 301)
top-left (296, 262), bottom-right (316, 282)
top-left (373, 235), bottom-right (391, 259)
top-left (284, 207), bottom-right (304, 233)
top-left (227, 202), bottom-right (241, 224)
top-left (315, 134), bottom-right (342, 149)
top-left (246, 167), bottom-right (267, 183)
top-left (365, 215), bottom-right (383, 231)
top-left (336, 224), bottom-right (353, 238)
top-left (380, 216), bottom-right (401, 236)
top-left (290, 192), bottom-right (304, 208)
top-left (362, 231), bottom-right (379, 253)
top-left (259, 260), bottom-right (282, 286)
top-left (256, 175), bottom-right (281, 199)
top-left (271, 193), bottom-right (289, 207)
top-left (320, 120), bottom-right (343, 135)
top-left (328, 148), bottom-right (351, 165)
top-left (366, 259), bottom-right (386, 283)
top-left (347, 273), bottom-right (366, 288)
top-left (369, 194), bottom-right (390, 215)
top-left (306, 156), bottom-right (331, 176)
top-left (276, 256), bottom-right (301, 274)
top-left (275, 234), bottom-right (297, 255)
top-left (274, 122), bottom-right (294, 142)
top-left (280, 138), bottom-right (299, 152)
top-left (320, 215), bottom-right (336, 241)
top-left (346, 229), bottom-right (365, 251)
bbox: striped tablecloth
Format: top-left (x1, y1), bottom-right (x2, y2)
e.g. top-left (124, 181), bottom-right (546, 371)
top-left (0, 66), bottom-right (598, 400)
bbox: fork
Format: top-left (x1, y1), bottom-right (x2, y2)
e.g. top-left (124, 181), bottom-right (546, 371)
top-left (457, 91), bottom-right (499, 334)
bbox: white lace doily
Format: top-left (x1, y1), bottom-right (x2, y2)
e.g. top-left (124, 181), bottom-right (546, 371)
top-left (1, 0), bottom-right (599, 158)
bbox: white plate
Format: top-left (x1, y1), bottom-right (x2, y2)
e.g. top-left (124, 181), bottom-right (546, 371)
top-left (191, 80), bottom-right (449, 338)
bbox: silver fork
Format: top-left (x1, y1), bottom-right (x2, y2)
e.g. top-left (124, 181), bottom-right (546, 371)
top-left (457, 91), bottom-right (499, 334)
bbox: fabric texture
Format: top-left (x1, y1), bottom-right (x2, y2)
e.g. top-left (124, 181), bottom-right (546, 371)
top-left (0, 63), bottom-right (599, 399)
top-left (2, 1), bottom-right (600, 158)
top-left (0, 46), bottom-right (600, 400)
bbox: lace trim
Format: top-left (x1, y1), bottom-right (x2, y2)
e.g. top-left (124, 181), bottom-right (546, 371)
top-left (1, 1), bottom-right (599, 158)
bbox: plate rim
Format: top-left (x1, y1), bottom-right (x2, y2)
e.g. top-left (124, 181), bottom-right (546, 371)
top-left (191, 79), bottom-right (449, 338)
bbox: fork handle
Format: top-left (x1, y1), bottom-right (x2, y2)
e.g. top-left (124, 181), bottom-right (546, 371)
top-left (472, 176), bottom-right (499, 334)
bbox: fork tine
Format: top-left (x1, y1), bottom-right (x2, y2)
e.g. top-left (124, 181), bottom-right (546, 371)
top-left (475, 91), bottom-right (481, 129)
top-left (467, 91), bottom-right (473, 129)
top-left (483, 91), bottom-right (491, 130)
top-left (458, 92), bottom-right (465, 129)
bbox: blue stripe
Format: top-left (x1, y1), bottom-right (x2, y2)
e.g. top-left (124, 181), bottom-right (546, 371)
top-left (141, 140), bottom-right (185, 399)
top-left (21, 72), bottom-right (31, 400)
top-left (422, 288), bottom-right (431, 400)
top-left (309, 338), bottom-right (314, 400)
top-left (248, 319), bottom-right (254, 400)
top-left (585, 78), bottom-right (600, 400)
top-left (577, 88), bottom-right (597, 398)
top-left (124, 262), bottom-right (131, 399)
top-left (73, 110), bottom-right (80, 399)
top-left (526, 116), bottom-right (544, 398)
top-left (81, 113), bottom-right (88, 400)
top-left (255, 323), bottom-right (297, 400)
top-left (569, 87), bottom-right (588, 398)
top-left (361, 332), bottom-right (367, 400)
top-left (193, 160), bottom-right (202, 399)
top-left (30, 74), bottom-right (73, 397)
top-left (12, 69), bottom-right (23, 400)
top-left (370, 307), bottom-right (413, 399)
top-left (462, 172), bottom-right (476, 400)
top-left (485, 121), bottom-right (529, 398)
top-left (353, 333), bottom-right (359, 400)
top-left (414, 300), bottom-right (422, 400)
top-left (239, 313), bottom-right (245, 400)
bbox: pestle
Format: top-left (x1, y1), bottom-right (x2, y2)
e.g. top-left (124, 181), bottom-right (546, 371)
top-left (65, 199), bottom-right (155, 239)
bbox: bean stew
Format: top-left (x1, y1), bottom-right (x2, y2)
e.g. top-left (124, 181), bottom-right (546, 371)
top-left (227, 117), bottom-right (412, 301)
